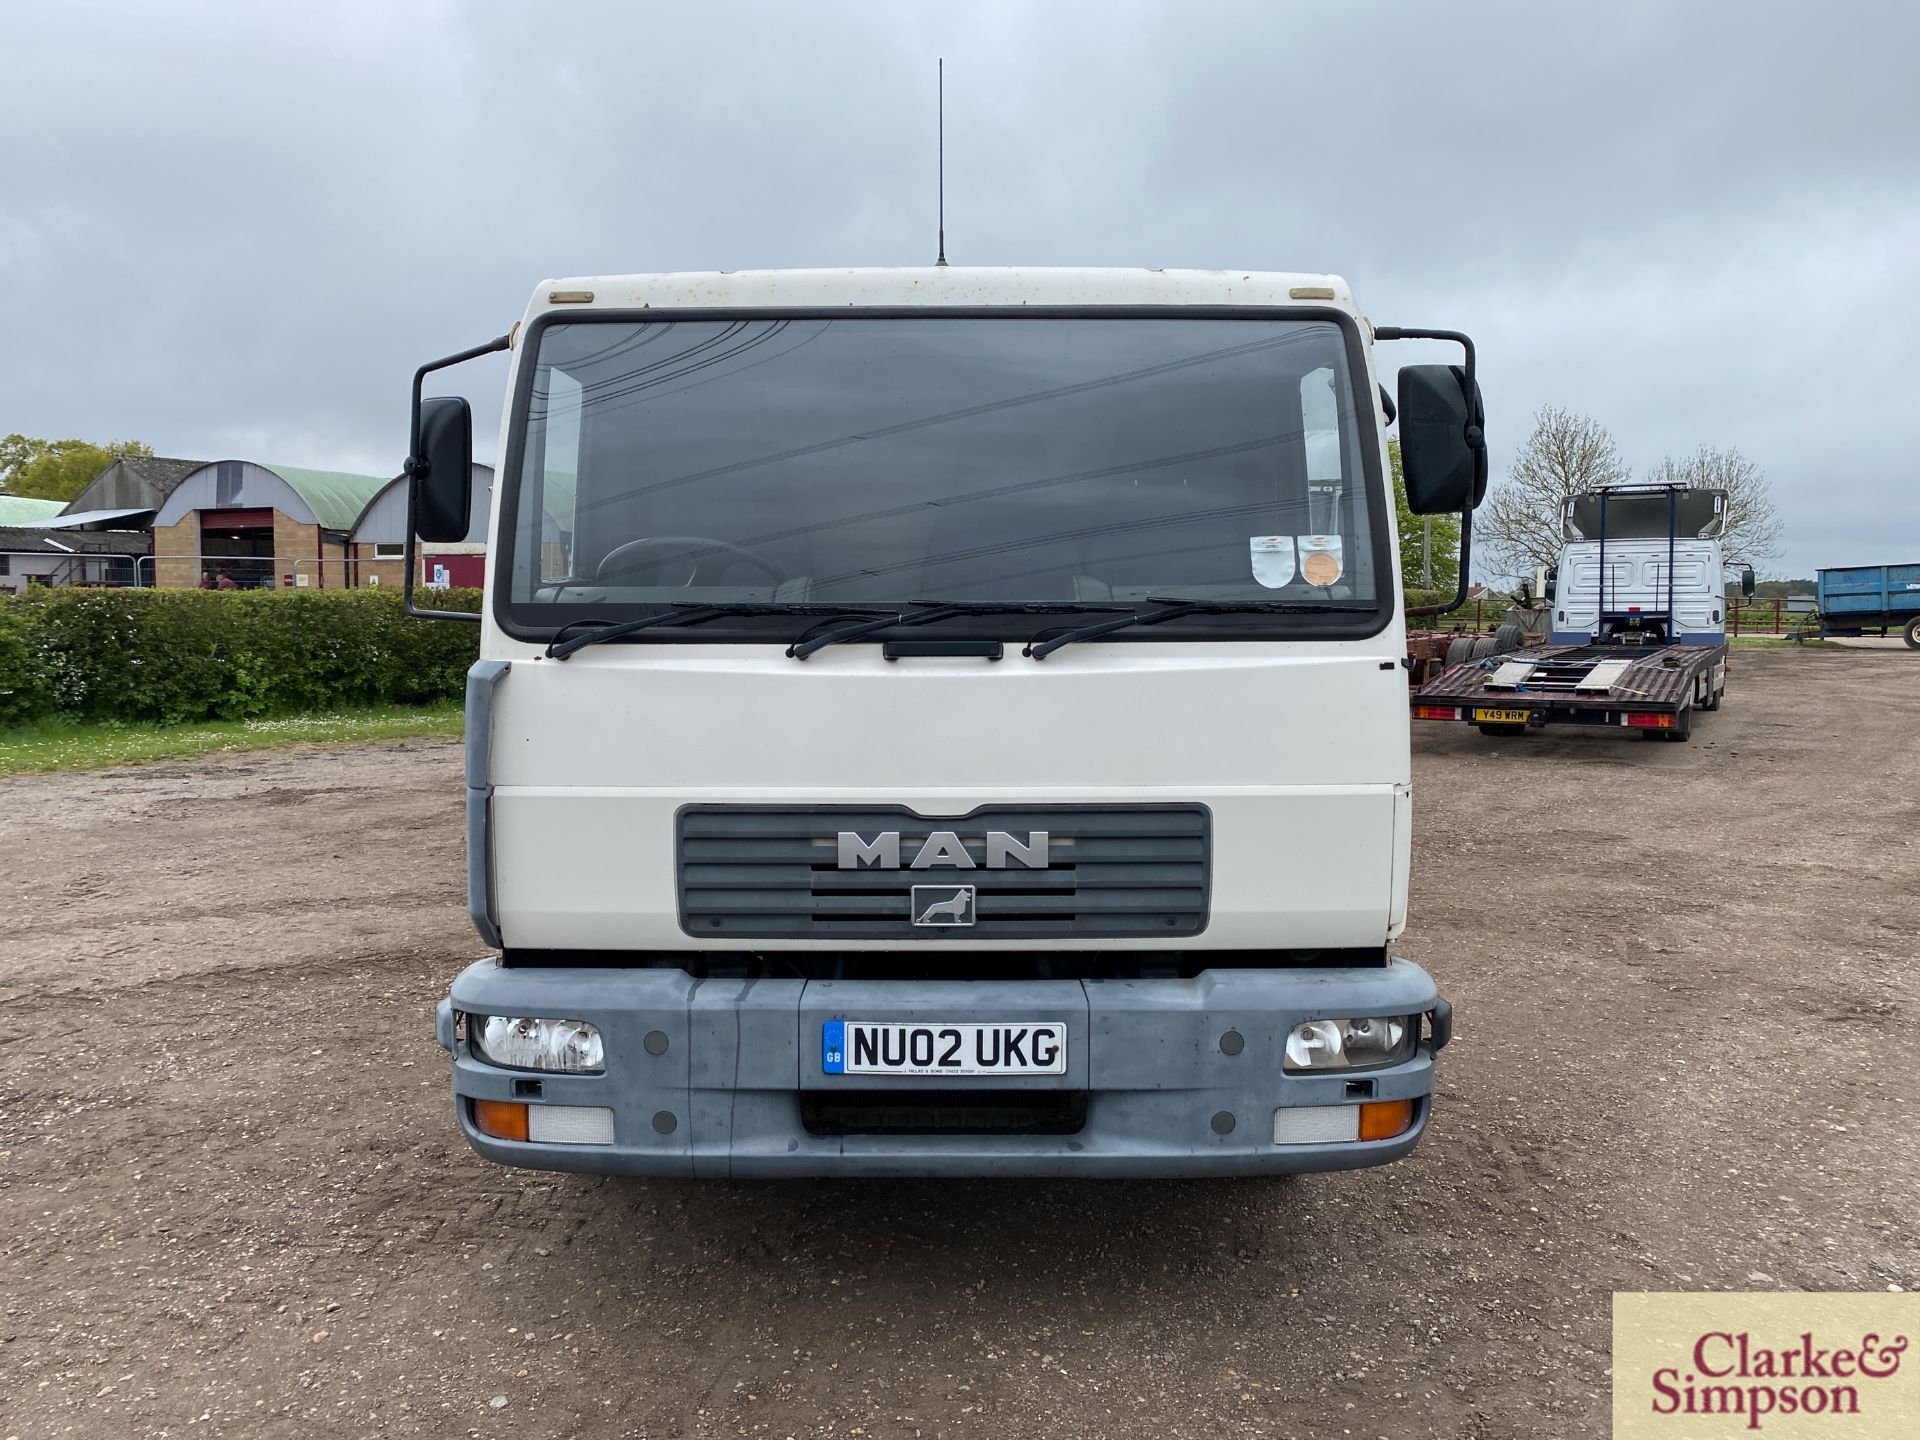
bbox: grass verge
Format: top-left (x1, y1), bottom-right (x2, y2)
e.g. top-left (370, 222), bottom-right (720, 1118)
top-left (0, 704), bottom-right (464, 777)
top-left (1728, 635), bottom-right (1843, 649)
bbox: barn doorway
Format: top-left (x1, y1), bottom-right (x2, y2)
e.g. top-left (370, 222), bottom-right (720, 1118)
top-left (199, 508), bottom-right (276, 589)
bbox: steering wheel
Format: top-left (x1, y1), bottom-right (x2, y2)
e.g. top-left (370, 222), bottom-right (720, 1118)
top-left (593, 535), bottom-right (787, 588)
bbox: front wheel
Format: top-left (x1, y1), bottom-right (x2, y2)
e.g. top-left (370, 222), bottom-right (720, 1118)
top-left (1904, 616), bottom-right (1920, 650)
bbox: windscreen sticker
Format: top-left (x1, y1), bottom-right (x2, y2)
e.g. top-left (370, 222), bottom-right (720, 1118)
top-left (1249, 535), bottom-right (1297, 588)
top-left (1299, 535), bottom-right (1344, 588)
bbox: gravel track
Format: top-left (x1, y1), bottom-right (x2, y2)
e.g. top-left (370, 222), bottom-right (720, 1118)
top-left (2, 647), bottom-right (1914, 1438)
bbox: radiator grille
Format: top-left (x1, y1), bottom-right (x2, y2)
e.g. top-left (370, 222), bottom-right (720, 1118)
top-left (677, 805), bottom-right (1210, 940)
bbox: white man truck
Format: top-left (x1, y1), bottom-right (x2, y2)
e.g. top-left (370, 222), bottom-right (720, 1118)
top-left (1413, 484), bottom-right (1750, 741)
top-left (417, 268), bottom-right (1486, 1177)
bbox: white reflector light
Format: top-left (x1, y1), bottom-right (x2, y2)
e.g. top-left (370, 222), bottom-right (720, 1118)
top-left (1272, 1105), bottom-right (1361, 1145)
top-left (526, 1105), bottom-right (615, 1145)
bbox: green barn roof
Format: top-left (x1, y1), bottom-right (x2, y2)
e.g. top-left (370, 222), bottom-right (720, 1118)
top-left (0, 495), bottom-right (67, 526)
top-left (265, 466), bottom-right (395, 531)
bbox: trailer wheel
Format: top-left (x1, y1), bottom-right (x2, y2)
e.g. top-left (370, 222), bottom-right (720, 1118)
top-left (1645, 713), bottom-right (1693, 742)
top-left (1492, 622), bottom-right (1525, 654)
top-left (1905, 616), bottom-right (1920, 650)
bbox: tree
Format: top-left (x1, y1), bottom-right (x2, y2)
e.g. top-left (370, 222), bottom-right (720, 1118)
top-left (0, 435), bottom-right (153, 502)
top-left (1474, 407), bottom-right (1628, 576)
top-left (1477, 407), bottom-right (1630, 575)
top-left (1388, 439), bottom-right (1460, 591)
top-left (1641, 445), bottom-right (1781, 565)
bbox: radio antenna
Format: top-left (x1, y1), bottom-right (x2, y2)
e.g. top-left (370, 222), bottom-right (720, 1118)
top-left (936, 57), bottom-right (948, 266)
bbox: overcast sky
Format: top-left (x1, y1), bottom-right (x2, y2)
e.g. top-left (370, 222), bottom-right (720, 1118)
top-left (5, 0), bottom-right (1916, 578)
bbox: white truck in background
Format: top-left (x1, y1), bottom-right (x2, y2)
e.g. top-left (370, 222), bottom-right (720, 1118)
top-left (414, 267), bottom-right (1486, 1177)
top-left (1415, 484), bottom-right (1751, 740)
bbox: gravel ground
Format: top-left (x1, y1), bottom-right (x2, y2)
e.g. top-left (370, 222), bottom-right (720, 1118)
top-left (2, 647), bottom-right (1915, 1438)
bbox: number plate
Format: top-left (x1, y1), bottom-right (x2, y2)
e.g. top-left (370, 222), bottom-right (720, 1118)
top-left (1472, 707), bottom-right (1530, 724)
top-left (822, 1021), bottom-right (1068, 1076)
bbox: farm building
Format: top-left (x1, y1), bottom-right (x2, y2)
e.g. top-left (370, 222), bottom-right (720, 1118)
top-left (1, 493), bottom-right (149, 591)
top-left (347, 464), bottom-right (493, 589)
top-left (0, 496), bottom-right (69, 527)
top-left (7, 455), bottom-right (495, 591)
top-left (149, 461), bottom-right (393, 589)
top-left (56, 455), bottom-right (210, 529)
top-left (0, 526), bottom-right (149, 594)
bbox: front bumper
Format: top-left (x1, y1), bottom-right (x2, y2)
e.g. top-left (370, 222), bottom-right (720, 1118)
top-left (435, 959), bottom-right (1448, 1178)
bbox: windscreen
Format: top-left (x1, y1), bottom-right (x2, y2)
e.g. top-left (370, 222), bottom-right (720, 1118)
top-left (504, 315), bottom-right (1383, 630)
top-left (1563, 489), bottom-right (1726, 541)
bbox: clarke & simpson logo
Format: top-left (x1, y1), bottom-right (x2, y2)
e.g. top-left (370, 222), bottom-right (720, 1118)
top-left (1651, 1329), bottom-right (1907, 1428)
top-left (1614, 1293), bottom-right (1918, 1438)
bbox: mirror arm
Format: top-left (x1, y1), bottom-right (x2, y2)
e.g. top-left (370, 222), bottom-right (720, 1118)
top-left (404, 334), bottom-right (512, 623)
top-left (1405, 504), bottom-right (1472, 617)
top-left (1373, 325), bottom-right (1481, 451)
top-left (1376, 326), bottom-right (1484, 620)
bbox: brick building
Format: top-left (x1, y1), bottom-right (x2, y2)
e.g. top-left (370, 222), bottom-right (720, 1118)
top-left (348, 463), bottom-right (493, 589)
top-left (149, 462), bottom-right (391, 589)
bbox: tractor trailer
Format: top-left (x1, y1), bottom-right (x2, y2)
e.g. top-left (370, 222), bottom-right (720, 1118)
top-left (416, 267), bottom-right (1485, 1177)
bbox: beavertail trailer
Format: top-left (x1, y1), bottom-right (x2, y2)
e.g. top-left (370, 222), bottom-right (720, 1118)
top-left (1413, 484), bottom-right (1735, 741)
top-left (410, 267), bottom-right (1489, 1178)
top-left (1412, 640), bottom-right (1724, 740)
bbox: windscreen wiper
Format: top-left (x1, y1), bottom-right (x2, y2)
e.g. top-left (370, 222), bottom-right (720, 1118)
top-left (547, 603), bottom-right (891, 661)
top-left (786, 601), bottom-right (1127, 661)
top-left (1024, 597), bottom-right (1374, 660)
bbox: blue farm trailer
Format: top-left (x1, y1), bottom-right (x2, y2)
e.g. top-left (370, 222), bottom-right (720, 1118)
top-left (1810, 564), bottom-right (1920, 648)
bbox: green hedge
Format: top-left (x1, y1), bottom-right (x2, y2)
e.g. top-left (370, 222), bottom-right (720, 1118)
top-left (0, 588), bottom-right (482, 727)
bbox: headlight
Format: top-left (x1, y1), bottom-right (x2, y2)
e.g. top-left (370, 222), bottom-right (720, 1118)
top-left (1284, 1015), bottom-right (1414, 1071)
top-left (470, 1015), bottom-right (605, 1073)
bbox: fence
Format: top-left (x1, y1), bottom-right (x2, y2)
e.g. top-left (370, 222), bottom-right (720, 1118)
top-left (1725, 598), bottom-right (1814, 636)
top-left (130, 553), bottom-right (409, 590)
top-left (1406, 597), bottom-right (1514, 633)
top-left (0, 552), bottom-right (144, 590)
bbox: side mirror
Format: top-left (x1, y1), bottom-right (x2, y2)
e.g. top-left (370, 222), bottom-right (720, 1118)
top-left (1397, 364), bottom-right (1487, 515)
top-left (1741, 565), bottom-right (1756, 598)
top-left (410, 396), bottom-right (473, 543)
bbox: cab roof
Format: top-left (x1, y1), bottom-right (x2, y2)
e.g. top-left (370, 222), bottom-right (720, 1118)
top-left (521, 267), bottom-right (1359, 323)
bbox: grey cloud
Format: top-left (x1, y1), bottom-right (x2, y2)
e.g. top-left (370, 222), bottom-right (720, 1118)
top-left (4, 0), bottom-right (1915, 575)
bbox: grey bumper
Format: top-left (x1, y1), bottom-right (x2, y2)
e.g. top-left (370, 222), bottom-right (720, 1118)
top-left (435, 959), bottom-right (1448, 1179)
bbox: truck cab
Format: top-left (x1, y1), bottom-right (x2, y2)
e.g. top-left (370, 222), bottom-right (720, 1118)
top-left (417, 267), bottom-right (1484, 1177)
top-left (1550, 486), bottom-right (1736, 646)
